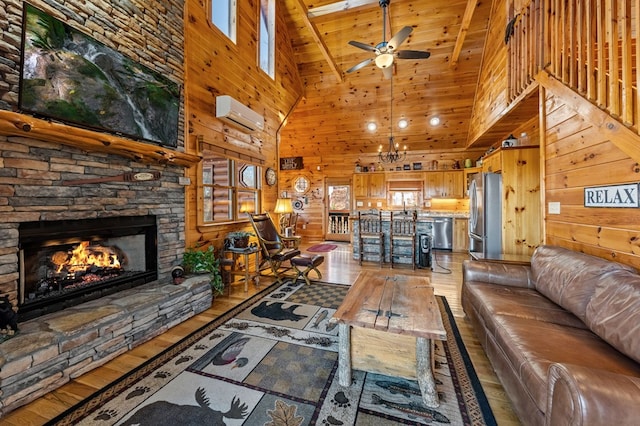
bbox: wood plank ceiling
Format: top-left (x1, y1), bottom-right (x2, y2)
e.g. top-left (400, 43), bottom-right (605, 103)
top-left (279, 0), bottom-right (493, 158)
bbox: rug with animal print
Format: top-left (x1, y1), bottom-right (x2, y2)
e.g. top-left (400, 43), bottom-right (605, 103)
top-left (47, 280), bottom-right (496, 425)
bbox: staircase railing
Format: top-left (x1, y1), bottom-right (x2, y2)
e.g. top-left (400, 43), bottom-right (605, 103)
top-left (507, 0), bottom-right (638, 132)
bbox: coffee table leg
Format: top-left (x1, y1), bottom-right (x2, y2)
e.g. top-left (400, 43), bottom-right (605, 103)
top-left (416, 337), bottom-right (439, 408)
top-left (337, 323), bottom-right (352, 387)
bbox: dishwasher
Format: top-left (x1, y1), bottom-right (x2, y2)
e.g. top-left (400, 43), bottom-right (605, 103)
top-left (432, 217), bottom-right (453, 250)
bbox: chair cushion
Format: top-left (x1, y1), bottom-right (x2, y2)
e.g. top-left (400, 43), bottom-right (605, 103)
top-left (291, 254), bottom-right (324, 268)
top-left (270, 248), bottom-right (300, 261)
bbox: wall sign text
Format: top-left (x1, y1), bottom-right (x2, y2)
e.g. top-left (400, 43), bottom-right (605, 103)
top-left (280, 157), bottom-right (304, 170)
top-left (584, 183), bottom-right (639, 207)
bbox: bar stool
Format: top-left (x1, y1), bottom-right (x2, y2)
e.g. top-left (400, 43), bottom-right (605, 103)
top-left (358, 211), bottom-right (384, 267)
top-left (390, 211), bottom-right (417, 269)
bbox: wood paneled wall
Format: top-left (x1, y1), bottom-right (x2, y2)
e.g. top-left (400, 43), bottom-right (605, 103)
top-left (542, 89), bottom-right (640, 270)
top-left (183, 0), bottom-right (303, 247)
top-left (467, 0), bottom-right (508, 143)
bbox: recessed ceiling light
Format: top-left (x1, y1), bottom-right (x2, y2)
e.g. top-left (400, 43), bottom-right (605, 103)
top-left (398, 118), bottom-right (408, 129)
top-left (367, 122), bottom-right (377, 132)
top-left (429, 116), bottom-right (441, 126)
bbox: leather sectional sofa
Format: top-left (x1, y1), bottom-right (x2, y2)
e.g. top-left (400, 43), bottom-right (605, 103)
top-left (462, 245), bottom-right (640, 425)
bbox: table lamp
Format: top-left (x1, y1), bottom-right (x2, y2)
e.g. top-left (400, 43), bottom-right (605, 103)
top-left (273, 197), bottom-right (293, 235)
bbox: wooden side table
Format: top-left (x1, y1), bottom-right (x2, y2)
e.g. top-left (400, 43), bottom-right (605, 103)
top-left (223, 246), bottom-right (260, 292)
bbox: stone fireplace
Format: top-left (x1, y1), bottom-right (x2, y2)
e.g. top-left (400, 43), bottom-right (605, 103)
top-left (18, 215), bottom-right (158, 322)
top-left (0, 0), bottom-right (213, 416)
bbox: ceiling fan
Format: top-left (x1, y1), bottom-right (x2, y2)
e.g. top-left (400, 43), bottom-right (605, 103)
top-left (346, 0), bottom-right (431, 78)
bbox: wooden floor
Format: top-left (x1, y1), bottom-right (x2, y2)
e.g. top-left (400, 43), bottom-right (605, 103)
top-left (2, 242), bottom-right (521, 425)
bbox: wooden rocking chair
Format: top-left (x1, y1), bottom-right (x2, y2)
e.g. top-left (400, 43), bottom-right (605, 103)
top-left (247, 213), bottom-right (301, 283)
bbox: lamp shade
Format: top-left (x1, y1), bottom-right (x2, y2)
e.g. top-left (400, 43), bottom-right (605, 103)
top-left (375, 53), bottom-right (394, 69)
top-left (274, 198), bottom-right (293, 214)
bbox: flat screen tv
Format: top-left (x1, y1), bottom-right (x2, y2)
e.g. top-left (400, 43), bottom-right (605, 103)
top-left (19, 4), bottom-right (180, 148)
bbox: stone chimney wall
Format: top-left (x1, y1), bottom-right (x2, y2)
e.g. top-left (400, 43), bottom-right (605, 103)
top-left (0, 0), bottom-right (188, 305)
top-left (0, 0), bottom-right (184, 120)
top-left (0, 135), bottom-right (187, 304)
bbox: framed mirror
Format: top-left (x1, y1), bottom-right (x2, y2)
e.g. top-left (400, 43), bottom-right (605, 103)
top-left (293, 175), bottom-right (310, 194)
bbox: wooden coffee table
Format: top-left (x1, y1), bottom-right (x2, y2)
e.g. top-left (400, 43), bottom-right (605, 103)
top-left (332, 271), bottom-right (446, 408)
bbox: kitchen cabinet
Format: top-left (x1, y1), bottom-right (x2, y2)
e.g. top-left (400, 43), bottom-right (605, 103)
top-left (453, 218), bottom-right (469, 252)
top-left (424, 172), bottom-right (443, 199)
top-left (481, 146), bottom-right (541, 256)
top-left (353, 173), bottom-right (386, 198)
top-left (481, 151), bottom-right (502, 173)
top-left (424, 171), bottom-right (463, 198)
top-left (443, 171), bottom-right (463, 198)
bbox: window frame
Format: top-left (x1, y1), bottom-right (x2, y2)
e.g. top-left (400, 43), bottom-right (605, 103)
top-left (210, 0), bottom-right (237, 43)
top-left (199, 155), bottom-right (262, 226)
top-left (258, 0), bottom-right (275, 78)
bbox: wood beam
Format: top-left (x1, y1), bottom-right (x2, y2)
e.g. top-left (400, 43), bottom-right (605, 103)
top-left (307, 0), bottom-right (379, 18)
top-left (0, 110), bottom-right (201, 167)
top-left (450, 0), bottom-right (478, 67)
top-left (535, 71), bottom-right (640, 164)
top-left (295, 0), bottom-right (344, 83)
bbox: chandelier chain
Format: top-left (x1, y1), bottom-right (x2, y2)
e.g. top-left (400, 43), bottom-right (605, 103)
top-left (379, 75), bottom-right (406, 163)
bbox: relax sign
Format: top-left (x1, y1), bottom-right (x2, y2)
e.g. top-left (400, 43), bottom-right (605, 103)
top-left (584, 183), bottom-right (640, 207)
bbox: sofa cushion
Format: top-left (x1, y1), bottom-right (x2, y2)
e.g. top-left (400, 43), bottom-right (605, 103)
top-left (531, 246), bottom-right (634, 321)
top-left (490, 314), bottom-right (640, 413)
top-left (463, 281), bottom-right (587, 331)
top-left (585, 270), bottom-right (640, 363)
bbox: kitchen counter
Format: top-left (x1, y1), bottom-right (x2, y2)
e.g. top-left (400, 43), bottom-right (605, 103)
top-left (350, 210), bottom-right (469, 220)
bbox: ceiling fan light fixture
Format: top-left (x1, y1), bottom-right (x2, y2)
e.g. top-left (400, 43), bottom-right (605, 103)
top-left (375, 53), bottom-right (394, 69)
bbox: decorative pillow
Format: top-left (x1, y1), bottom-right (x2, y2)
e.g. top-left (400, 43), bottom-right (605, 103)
top-left (585, 270), bottom-right (640, 363)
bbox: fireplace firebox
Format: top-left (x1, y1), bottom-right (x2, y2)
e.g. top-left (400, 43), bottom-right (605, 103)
top-left (18, 216), bottom-right (158, 322)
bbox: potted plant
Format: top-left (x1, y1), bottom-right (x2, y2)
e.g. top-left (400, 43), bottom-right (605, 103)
top-left (182, 246), bottom-right (224, 296)
top-left (225, 231), bottom-right (254, 249)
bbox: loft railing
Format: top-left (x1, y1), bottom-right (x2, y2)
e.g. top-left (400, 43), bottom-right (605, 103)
top-left (507, 0), bottom-right (638, 132)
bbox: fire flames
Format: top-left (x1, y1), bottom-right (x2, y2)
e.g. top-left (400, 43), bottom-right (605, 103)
top-left (52, 241), bottom-right (122, 275)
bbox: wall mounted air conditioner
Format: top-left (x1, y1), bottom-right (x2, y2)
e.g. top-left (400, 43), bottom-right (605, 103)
top-left (215, 95), bottom-right (264, 133)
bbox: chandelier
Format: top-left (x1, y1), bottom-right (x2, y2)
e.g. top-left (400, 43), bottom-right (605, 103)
top-left (378, 75), bottom-right (406, 163)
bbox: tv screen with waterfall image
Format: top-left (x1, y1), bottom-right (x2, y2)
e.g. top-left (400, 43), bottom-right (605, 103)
top-left (19, 4), bottom-right (180, 147)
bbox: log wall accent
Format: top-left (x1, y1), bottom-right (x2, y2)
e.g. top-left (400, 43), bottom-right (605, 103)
top-left (183, 0), bottom-right (303, 247)
top-left (542, 89), bottom-right (640, 269)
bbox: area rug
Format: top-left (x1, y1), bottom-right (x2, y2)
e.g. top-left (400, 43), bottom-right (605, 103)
top-left (47, 280), bottom-right (496, 425)
top-left (307, 243), bottom-right (338, 252)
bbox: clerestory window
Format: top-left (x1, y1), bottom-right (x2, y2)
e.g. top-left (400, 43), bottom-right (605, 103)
top-left (211, 0), bottom-right (237, 43)
top-left (258, 0), bottom-right (275, 78)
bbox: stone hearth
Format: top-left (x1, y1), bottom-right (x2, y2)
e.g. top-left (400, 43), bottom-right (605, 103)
top-left (0, 275), bottom-right (212, 415)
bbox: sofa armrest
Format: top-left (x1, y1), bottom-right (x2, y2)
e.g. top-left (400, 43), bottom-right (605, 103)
top-left (546, 363), bottom-right (640, 426)
top-left (462, 259), bottom-right (532, 288)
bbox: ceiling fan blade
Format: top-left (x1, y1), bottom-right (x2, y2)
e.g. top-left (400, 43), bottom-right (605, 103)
top-left (346, 58), bottom-right (374, 73)
top-left (387, 26), bottom-right (413, 50)
top-left (382, 65), bottom-right (393, 79)
top-left (397, 50), bottom-right (431, 59)
top-left (348, 40), bottom-right (378, 53)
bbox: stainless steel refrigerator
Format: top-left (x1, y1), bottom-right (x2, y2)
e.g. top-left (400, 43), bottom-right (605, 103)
top-left (469, 172), bottom-right (502, 256)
